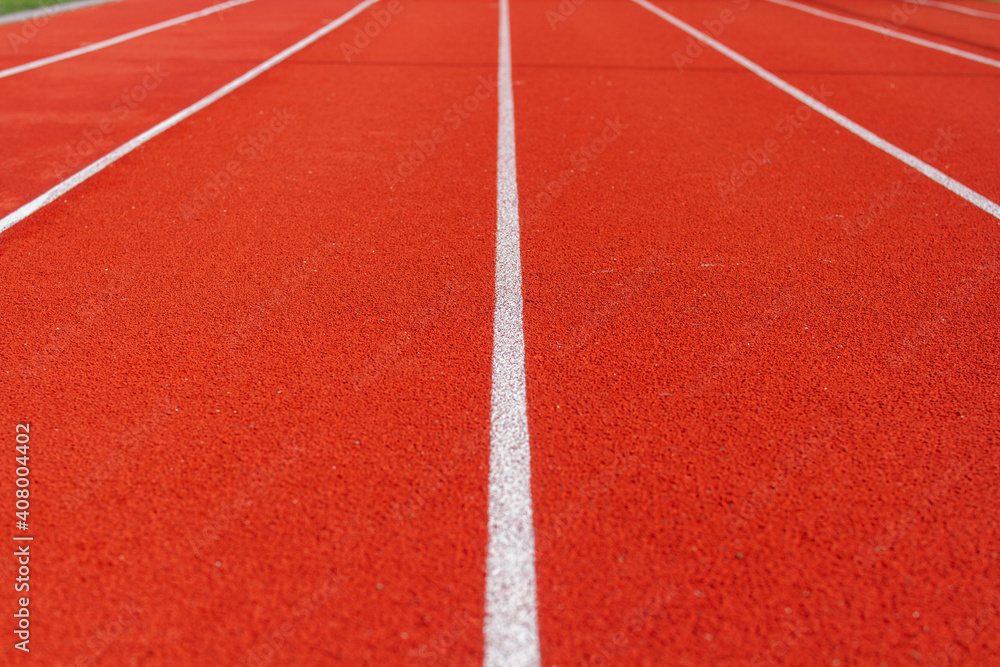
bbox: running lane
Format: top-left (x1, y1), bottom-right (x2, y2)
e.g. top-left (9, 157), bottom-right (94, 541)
top-left (513, 0), bottom-right (1000, 665)
top-left (0, 0), bottom-right (358, 218)
top-left (0, 0), bottom-right (234, 68)
top-left (1, 0), bottom-right (500, 663)
top-left (808, 0), bottom-right (1000, 53)
top-left (658, 0), bottom-right (1000, 203)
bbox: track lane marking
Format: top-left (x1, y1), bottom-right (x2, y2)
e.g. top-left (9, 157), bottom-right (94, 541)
top-left (764, 0), bottom-right (1000, 69)
top-left (0, 0), bottom-right (379, 235)
top-left (631, 0), bottom-right (1000, 222)
top-left (483, 0), bottom-right (542, 665)
top-left (0, 0), bottom-right (256, 80)
top-left (922, 0), bottom-right (1000, 20)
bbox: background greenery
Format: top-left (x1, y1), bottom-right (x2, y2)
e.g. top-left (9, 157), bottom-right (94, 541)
top-left (0, 0), bottom-right (88, 16)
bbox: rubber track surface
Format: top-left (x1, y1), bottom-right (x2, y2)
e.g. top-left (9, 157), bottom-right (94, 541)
top-left (812, 0), bottom-right (1000, 53)
top-left (513, 0), bottom-right (999, 665)
top-left (3, 0), bottom-right (498, 663)
top-left (0, 0), bottom-right (360, 217)
top-left (1, 0), bottom-right (999, 665)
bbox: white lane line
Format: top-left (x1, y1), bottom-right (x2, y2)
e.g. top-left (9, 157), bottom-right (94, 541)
top-left (0, 0), bottom-right (379, 235)
top-left (922, 0), bottom-right (1000, 20)
top-left (484, 0), bottom-right (542, 665)
top-left (764, 0), bottom-right (1000, 70)
top-left (631, 0), bottom-right (1000, 223)
top-left (0, 0), bottom-right (256, 80)
top-left (0, 0), bottom-right (122, 27)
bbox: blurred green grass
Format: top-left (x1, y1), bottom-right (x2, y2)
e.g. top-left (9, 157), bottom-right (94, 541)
top-left (0, 0), bottom-right (83, 16)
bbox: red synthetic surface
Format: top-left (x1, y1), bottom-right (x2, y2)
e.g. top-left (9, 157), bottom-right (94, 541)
top-left (3, 0), bottom-right (497, 664)
top-left (814, 0), bottom-right (1000, 52)
top-left (0, 0), bottom-right (219, 66)
top-left (2, 0), bottom-right (999, 665)
top-left (659, 0), bottom-right (1000, 202)
top-left (0, 0), bottom-right (357, 217)
top-left (514, 1), bottom-right (999, 664)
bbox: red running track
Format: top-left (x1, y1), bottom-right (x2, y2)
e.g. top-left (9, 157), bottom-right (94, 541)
top-left (660, 0), bottom-right (1000, 202)
top-left (516, 0), bottom-right (999, 665)
top-left (810, 0), bottom-right (1000, 53)
top-left (0, 0), bottom-right (358, 217)
top-left (1, 0), bottom-right (999, 664)
top-left (0, 0), bottom-right (228, 67)
top-left (2, 0), bottom-right (499, 663)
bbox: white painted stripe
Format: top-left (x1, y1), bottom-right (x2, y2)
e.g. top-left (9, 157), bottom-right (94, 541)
top-left (484, 0), bottom-right (542, 665)
top-left (0, 0), bottom-right (379, 235)
top-left (0, 0), bottom-right (256, 80)
top-left (923, 0), bottom-right (1000, 20)
top-left (631, 0), bottom-right (1000, 222)
top-left (0, 0), bottom-right (122, 27)
top-left (764, 0), bottom-right (1000, 70)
